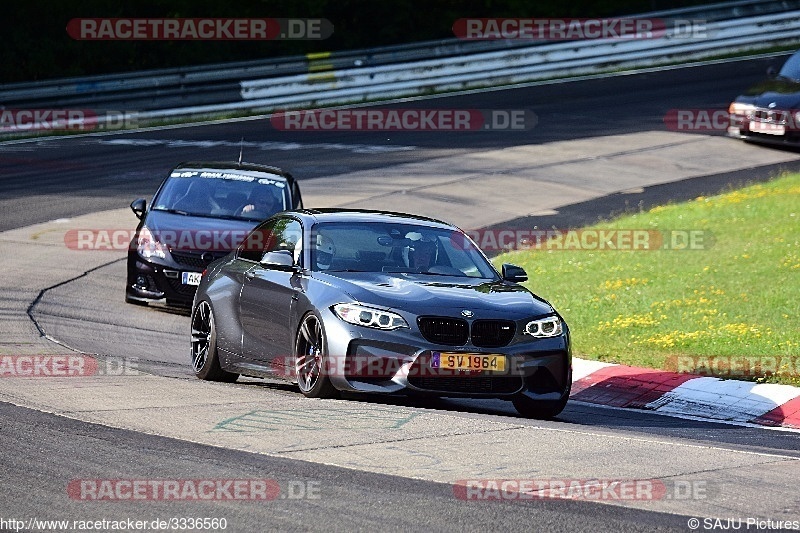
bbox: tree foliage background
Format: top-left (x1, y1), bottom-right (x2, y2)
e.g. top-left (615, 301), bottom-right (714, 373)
top-left (2, 0), bottom-right (707, 83)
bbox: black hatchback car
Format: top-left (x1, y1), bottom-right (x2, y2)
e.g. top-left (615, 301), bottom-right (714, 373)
top-left (728, 50), bottom-right (800, 145)
top-left (126, 161), bottom-right (303, 306)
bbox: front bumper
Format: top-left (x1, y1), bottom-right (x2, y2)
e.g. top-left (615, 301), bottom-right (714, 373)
top-left (126, 251), bottom-right (218, 305)
top-left (315, 309), bottom-right (571, 401)
top-left (728, 113), bottom-right (800, 147)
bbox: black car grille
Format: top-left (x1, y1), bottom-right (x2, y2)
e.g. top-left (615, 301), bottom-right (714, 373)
top-left (417, 317), bottom-right (469, 346)
top-left (753, 108), bottom-right (788, 124)
top-left (417, 317), bottom-right (516, 347)
top-left (408, 375), bottom-right (522, 394)
top-left (471, 320), bottom-right (516, 348)
top-left (171, 250), bottom-right (227, 269)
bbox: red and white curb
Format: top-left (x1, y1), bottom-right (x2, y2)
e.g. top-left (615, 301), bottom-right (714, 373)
top-left (571, 358), bottom-right (800, 430)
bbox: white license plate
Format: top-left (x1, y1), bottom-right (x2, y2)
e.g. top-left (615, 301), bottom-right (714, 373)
top-left (181, 272), bottom-right (202, 285)
top-left (750, 120), bottom-right (785, 136)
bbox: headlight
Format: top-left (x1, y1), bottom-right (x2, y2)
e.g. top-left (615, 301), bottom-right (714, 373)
top-left (333, 303), bottom-right (408, 330)
top-left (728, 102), bottom-right (755, 117)
top-left (524, 316), bottom-right (563, 338)
top-left (137, 226), bottom-right (167, 260)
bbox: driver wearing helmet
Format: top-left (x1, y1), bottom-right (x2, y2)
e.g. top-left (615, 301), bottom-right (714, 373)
top-left (403, 231), bottom-right (437, 272)
top-left (314, 234), bottom-right (336, 270)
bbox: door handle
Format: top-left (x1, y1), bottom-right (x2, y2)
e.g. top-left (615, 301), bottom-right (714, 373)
top-left (245, 270), bottom-right (255, 281)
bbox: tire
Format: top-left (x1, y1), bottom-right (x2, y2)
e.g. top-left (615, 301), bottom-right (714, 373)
top-left (191, 300), bottom-right (239, 382)
top-left (512, 390), bottom-right (570, 419)
top-left (294, 312), bottom-right (338, 399)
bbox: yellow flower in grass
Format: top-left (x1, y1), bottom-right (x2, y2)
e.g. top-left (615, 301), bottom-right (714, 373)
top-left (597, 313), bottom-right (659, 332)
top-left (600, 278), bottom-right (649, 291)
top-left (638, 330), bottom-right (706, 349)
top-left (781, 252), bottom-right (800, 270)
top-left (717, 323), bottom-right (772, 339)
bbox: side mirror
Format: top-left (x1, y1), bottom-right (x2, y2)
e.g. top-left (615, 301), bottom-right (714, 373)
top-left (502, 263), bottom-right (528, 283)
top-left (130, 198), bottom-right (146, 219)
top-left (767, 66), bottom-right (777, 79)
top-left (260, 250), bottom-right (296, 270)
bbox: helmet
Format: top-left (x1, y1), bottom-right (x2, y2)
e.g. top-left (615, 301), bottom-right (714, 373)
top-left (314, 234), bottom-right (335, 270)
top-left (403, 231), bottom-right (437, 270)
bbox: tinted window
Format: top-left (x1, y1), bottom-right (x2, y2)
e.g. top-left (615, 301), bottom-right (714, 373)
top-left (238, 220), bottom-right (276, 262)
top-left (310, 222), bottom-right (497, 278)
top-left (238, 218), bottom-right (303, 265)
top-left (267, 218), bottom-right (303, 266)
top-left (151, 170), bottom-right (289, 220)
top-left (779, 51), bottom-right (800, 80)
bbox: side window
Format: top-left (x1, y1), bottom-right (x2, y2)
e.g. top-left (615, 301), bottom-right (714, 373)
top-left (238, 220), bottom-right (276, 262)
top-left (266, 218), bottom-right (303, 266)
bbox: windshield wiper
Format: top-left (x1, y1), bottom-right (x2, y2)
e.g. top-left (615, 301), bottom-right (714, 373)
top-left (214, 214), bottom-right (252, 221)
top-left (153, 208), bottom-right (190, 216)
top-left (382, 270), bottom-right (462, 277)
top-left (414, 271), bottom-right (466, 277)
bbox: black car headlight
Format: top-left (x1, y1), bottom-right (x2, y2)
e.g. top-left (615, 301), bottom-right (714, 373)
top-left (524, 316), bottom-right (563, 338)
top-left (333, 303), bottom-right (408, 330)
top-left (137, 226), bottom-right (168, 260)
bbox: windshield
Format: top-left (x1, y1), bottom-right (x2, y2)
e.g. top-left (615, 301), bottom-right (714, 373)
top-left (151, 170), bottom-right (289, 221)
top-left (779, 51), bottom-right (800, 81)
top-left (310, 222), bottom-right (497, 279)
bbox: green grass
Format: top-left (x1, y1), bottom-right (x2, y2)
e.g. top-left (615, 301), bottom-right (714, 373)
top-left (494, 173), bottom-right (800, 385)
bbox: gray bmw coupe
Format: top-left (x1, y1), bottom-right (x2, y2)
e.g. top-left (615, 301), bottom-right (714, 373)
top-left (191, 209), bottom-right (571, 418)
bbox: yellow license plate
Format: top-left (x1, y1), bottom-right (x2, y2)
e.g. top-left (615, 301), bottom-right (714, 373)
top-left (433, 352), bottom-right (506, 372)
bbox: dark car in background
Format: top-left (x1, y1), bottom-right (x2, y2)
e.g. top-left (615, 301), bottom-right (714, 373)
top-left (190, 209), bottom-right (572, 418)
top-left (126, 161), bottom-right (303, 306)
top-left (728, 50), bottom-right (800, 145)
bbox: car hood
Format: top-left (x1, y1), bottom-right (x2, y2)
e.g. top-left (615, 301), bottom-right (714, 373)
top-left (740, 78), bottom-right (800, 108)
top-left (317, 271), bottom-right (555, 318)
top-left (143, 210), bottom-right (258, 252)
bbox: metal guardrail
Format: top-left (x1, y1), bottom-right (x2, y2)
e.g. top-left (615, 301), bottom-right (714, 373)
top-left (2, 0), bottom-right (800, 126)
top-left (150, 11), bottom-right (800, 120)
